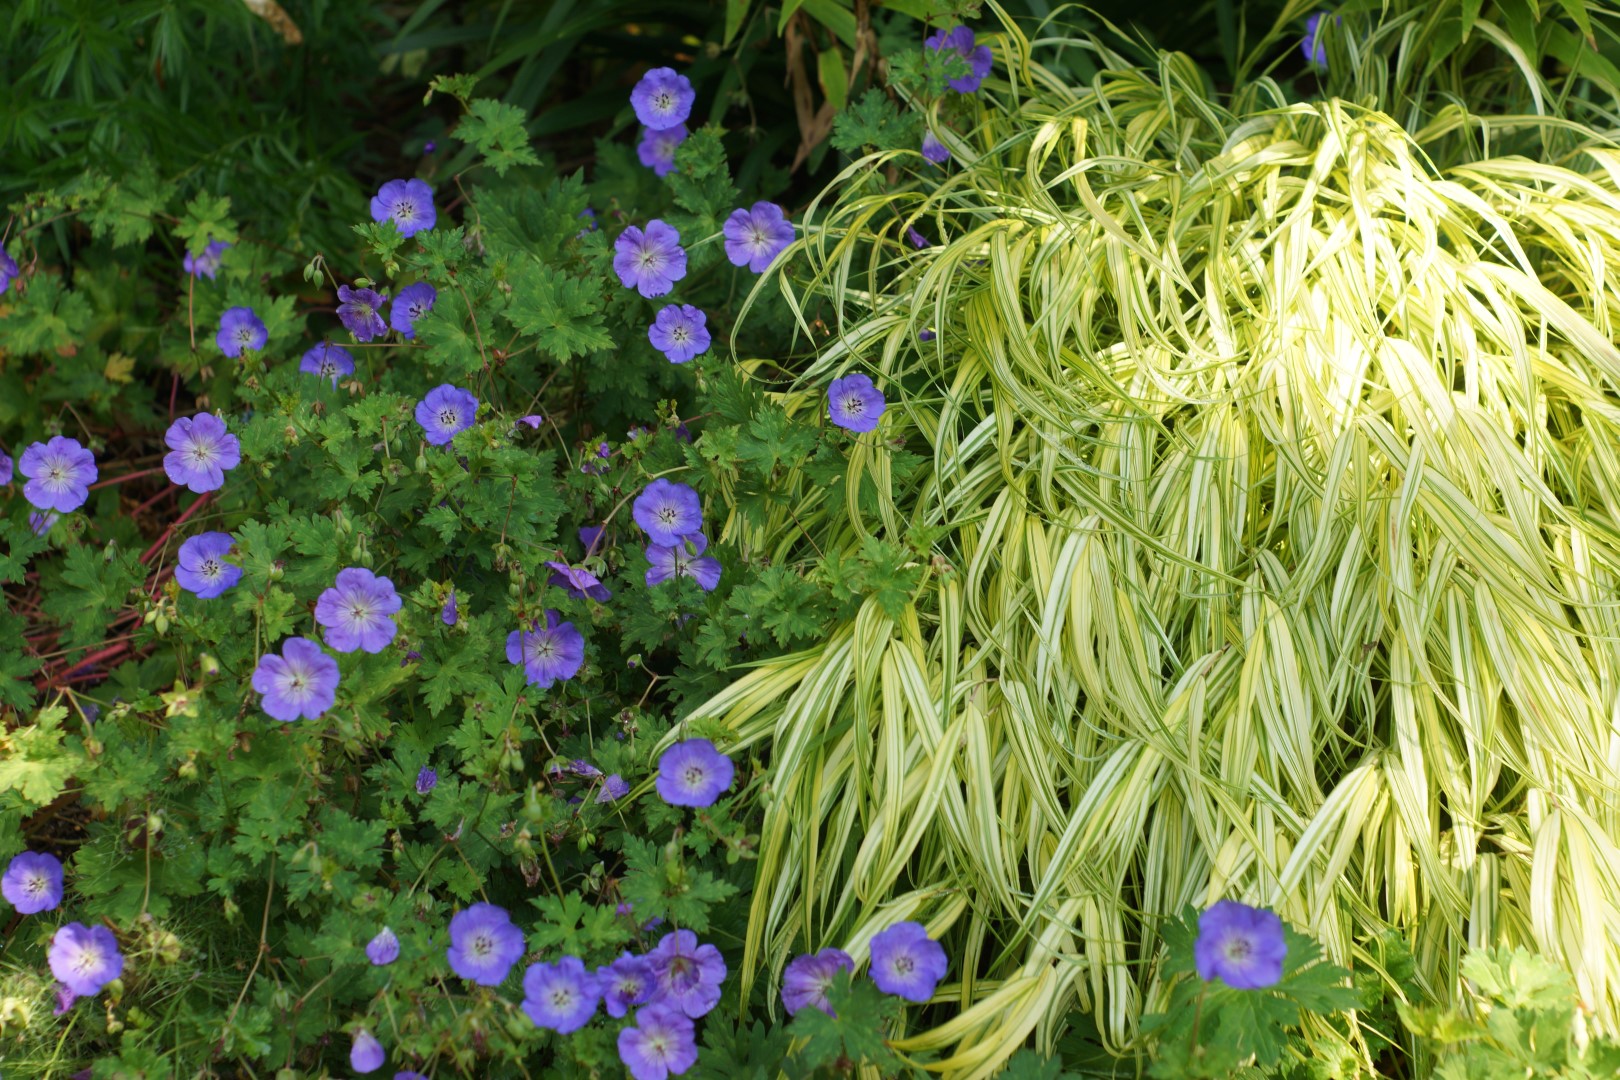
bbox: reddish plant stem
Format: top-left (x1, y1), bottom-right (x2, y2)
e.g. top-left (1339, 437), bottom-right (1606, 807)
top-left (89, 467), bottom-right (168, 491)
top-left (131, 484), bottom-right (180, 519)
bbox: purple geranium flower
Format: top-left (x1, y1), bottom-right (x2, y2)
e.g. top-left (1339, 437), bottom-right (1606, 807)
top-left (655, 738), bottom-right (734, 808)
top-left (645, 534), bottom-right (721, 592)
top-left (416, 766), bottom-right (438, 795)
top-left (29, 512), bottom-right (59, 536)
top-left (868, 921), bottom-right (948, 1002)
top-left (446, 902), bottom-right (526, 986)
top-left (371, 178), bottom-right (437, 238)
top-left (522, 956), bottom-right (601, 1033)
top-left (53, 984), bottom-right (77, 1015)
top-left (925, 25), bottom-right (993, 93)
top-left (619, 1005), bottom-right (698, 1080)
top-left (175, 532), bottom-right (242, 599)
top-left (547, 561), bottom-right (612, 602)
top-left (782, 948), bottom-right (855, 1016)
top-left (630, 67), bottom-right (695, 131)
top-left (637, 124), bottom-right (688, 177)
top-left (300, 342), bottom-right (355, 387)
top-left (828, 373), bottom-right (887, 433)
top-left (251, 637), bottom-right (341, 722)
top-left (216, 306), bottom-right (267, 358)
top-left (722, 201), bottom-right (795, 273)
top-left (647, 929), bottom-right (726, 1018)
top-left (614, 220), bottom-right (688, 298)
top-left (569, 760), bottom-right (603, 778)
top-left (367, 927), bottom-right (400, 966)
top-left (506, 610), bottom-right (586, 688)
top-left (922, 131), bottom-right (951, 165)
top-left (1194, 900), bottom-right (1287, 989)
top-left (19, 436), bottom-right (98, 513)
top-left (315, 567), bottom-right (403, 654)
top-left (918, 327), bottom-right (936, 342)
top-left (48, 923), bottom-right (124, 997)
top-left (441, 590), bottom-right (458, 626)
top-left (1302, 13), bottom-right (1328, 65)
top-left (2, 851), bottom-right (64, 914)
top-left (647, 304), bottom-right (711, 363)
top-left (163, 413), bottom-right (241, 493)
top-left (0, 448), bottom-right (11, 485)
top-left (632, 479), bottom-right (703, 546)
top-left (415, 384), bottom-right (479, 445)
top-left (580, 525), bottom-right (605, 554)
top-left (597, 774), bottom-right (630, 802)
top-left (906, 226), bottom-right (930, 249)
top-left (517, 414), bottom-right (544, 429)
top-left (351, 1030), bottom-right (385, 1074)
top-left (338, 284), bottom-right (390, 343)
top-left (0, 248), bottom-right (18, 293)
top-left (598, 953), bottom-right (656, 1018)
top-left (184, 239), bottom-right (230, 280)
top-left (390, 282), bottom-right (437, 339)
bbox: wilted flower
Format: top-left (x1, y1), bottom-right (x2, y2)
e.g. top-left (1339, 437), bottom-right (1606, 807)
top-left (547, 560), bottom-right (611, 602)
top-left (597, 774), bottom-right (631, 802)
top-left (0, 247), bottom-right (18, 293)
top-left (416, 766), bottom-right (438, 795)
top-left (441, 590), bottom-right (458, 626)
top-left (644, 534), bottom-right (721, 592)
top-left (1194, 900), bottom-right (1286, 989)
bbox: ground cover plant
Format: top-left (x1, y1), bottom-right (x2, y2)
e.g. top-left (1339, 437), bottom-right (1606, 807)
top-left (7, 0), bottom-right (1620, 1077)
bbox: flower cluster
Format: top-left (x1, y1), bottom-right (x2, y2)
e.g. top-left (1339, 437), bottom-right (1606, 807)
top-left (630, 68), bottom-right (695, 180)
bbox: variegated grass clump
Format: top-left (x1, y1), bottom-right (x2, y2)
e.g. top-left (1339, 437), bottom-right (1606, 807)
top-left (680, 25), bottom-right (1620, 1079)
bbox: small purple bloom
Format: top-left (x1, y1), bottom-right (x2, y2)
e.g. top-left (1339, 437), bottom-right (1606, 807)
top-left (184, 239), bottom-right (230, 280)
top-left (19, 436), bottom-right (98, 513)
top-left (522, 956), bottom-right (601, 1033)
top-left (828, 373), bottom-right (887, 433)
top-left (614, 220), bottom-right (688, 298)
top-left (506, 610), bottom-right (586, 688)
top-left (647, 929), bottom-right (726, 1018)
top-left (371, 178), bottom-right (437, 238)
top-left (655, 738), bottom-right (734, 808)
top-left (390, 282), bottom-right (437, 339)
top-left (251, 636), bottom-right (341, 722)
top-left (415, 384), bottom-right (479, 446)
top-left (367, 927), bottom-right (400, 966)
top-left (597, 442), bottom-right (612, 459)
top-left (918, 328), bottom-right (936, 342)
top-left (568, 759), bottom-right (602, 778)
top-left (868, 921), bottom-right (948, 1002)
top-left (630, 67), bottom-right (695, 131)
top-left (175, 531), bottom-right (242, 598)
top-left (1194, 900), bottom-right (1287, 989)
top-left (0, 248), bottom-right (18, 293)
top-left (925, 25), bottom-right (994, 93)
top-left (647, 304), bottom-right (710, 363)
top-left (1302, 13), bottom-right (1328, 65)
top-left (48, 923), bottom-right (124, 997)
top-left (29, 511), bottom-right (59, 536)
top-left (906, 226), bottom-right (930, 249)
top-left (599, 953), bottom-right (655, 1018)
top-left (216, 306), bottom-right (267, 358)
top-left (163, 413), bottom-right (241, 493)
top-left (300, 342), bottom-right (355, 387)
top-left (577, 208), bottom-right (599, 237)
top-left (782, 948), bottom-right (856, 1016)
top-left (722, 201), bottom-right (795, 273)
top-left (548, 560), bottom-right (612, 602)
top-left (446, 902), bottom-right (526, 986)
top-left (338, 284), bottom-right (390, 343)
top-left (416, 766), bottom-right (438, 795)
top-left (597, 774), bottom-right (630, 803)
top-left (2, 851), bottom-right (64, 914)
top-left (580, 525), bottom-right (605, 554)
top-left (441, 590), bottom-right (458, 626)
top-left (53, 984), bottom-right (77, 1015)
top-left (351, 1029), bottom-right (385, 1074)
top-left (0, 449), bottom-right (11, 485)
top-left (921, 131), bottom-right (951, 165)
top-left (637, 124), bottom-right (688, 177)
top-left (315, 567), bottom-right (403, 654)
top-left (645, 534), bottom-right (721, 592)
top-left (518, 414), bottom-right (545, 428)
top-left (424, 140), bottom-right (437, 154)
top-left (618, 1004), bottom-right (698, 1080)
top-left (632, 479), bottom-right (703, 546)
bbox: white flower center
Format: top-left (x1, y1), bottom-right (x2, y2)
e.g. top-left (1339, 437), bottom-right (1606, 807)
top-left (396, 202), bottom-right (416, 221)
top-left (437, 407), bottom-right (459, 429)
top-left (201, 559), bottom-right (221, 579)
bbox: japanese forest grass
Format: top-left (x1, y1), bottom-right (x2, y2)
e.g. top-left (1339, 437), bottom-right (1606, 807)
top-left (678, 35), bottom-right (1620, 1080)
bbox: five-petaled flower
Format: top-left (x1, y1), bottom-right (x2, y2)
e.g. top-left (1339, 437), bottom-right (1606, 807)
top-left (390, 281), bottom-right (438, 339)
top-left (507, 610), bottom-right (586, 688)
top-left (632, 478), bottom-right (703, 546)
top-left (48, 923), bottom-right (124, 997)
top-left (315, 567), bottom-right (404, 654)
top-left (216, 306), bottom-right (267, 358)
top-left (175, 532), bottom-right (243, 598)
top-left (614, 220), bottom-right (688, 298)
top-left (645, 534), bottom-right (721, 592)
top-left (828, 373), bottom-right (887, 433)
top-left (598, 953), bottom-right (656, 1018)
top-left (2, 851), bottom-right (64, 914)
top-left (647, 928), bottom-right (727, 1018)
top-left (19, 436), bottom-right (98, 513)
top-left (338, 284), bottom-right (390, 342)
top-left (184, 238), bottom-right (230, 280)
top-left (300, 342), bottom-right (355, 387)
top-left (637, 124), bottom-right (688, 177)
top-left (522, 956), bottom-right (601, 1033)
top-left (782, 948), bottom-right (855, 1016)
top-left (371, 178), bottom-right (437, 238)
top-left (415, 384), bottom-right (479, 445)
top-left (655, 738), bottom-right (734, 809)
top-left (868, 921), bottom-right (948, 1002)
top-left (163, 413), bottom-right (241, 493)
top-left (925, 25), bottom-right (993, 93)
top-left (251, 636), bottom-right (341, 722)
top-left (1194, 899), bottom-right (1287, 989)
top-left (647, 304), bottom-right (711, 364)
top-left (446, 902), bottom-right (525, 986)
top-left (722, 202), bottom-right (795, 273)
top-left (630, 67), bottom-right (695, 131)
top-left (618, 1004), bottom-right (699, 1080)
